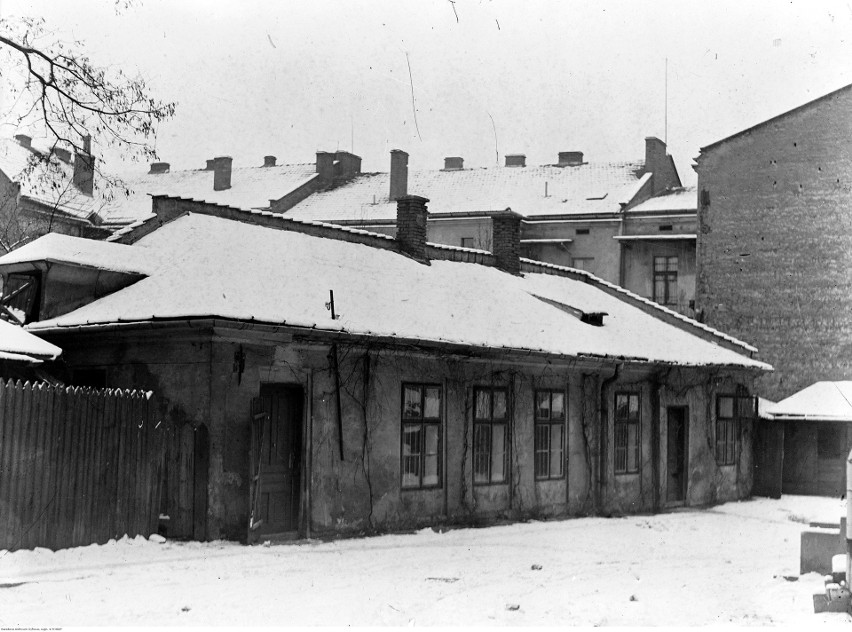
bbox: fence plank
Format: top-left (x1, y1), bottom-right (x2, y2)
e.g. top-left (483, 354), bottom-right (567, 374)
top-left (4, 382), bottom-right (25, 548)
top-left (18, 384), bottom-right (43, 550)
top-left (0, 381), bottom-right (13, 550)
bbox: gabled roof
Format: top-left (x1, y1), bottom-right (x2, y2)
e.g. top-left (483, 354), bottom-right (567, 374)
top-left (2, 206), bottom-right (768, 371)
top-left (101, 162), bottom-right (318, 226)
top-left (0, 319), bottom-right (61, 363)
top-left (0, 137), bottom-right (101, 223)
top-left (700, 83), bottom-right (852, 153)
top-left (626, 186), bottom-right (697, 214)
top-left (281, 162), bottom-right (648, 223)
top-left (0, 232), bottom-right (151, 275)
top-left (762, 381), bottom-right (852, 422)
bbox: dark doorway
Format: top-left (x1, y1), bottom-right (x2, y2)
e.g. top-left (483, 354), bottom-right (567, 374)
top-left (666, 407), bottom-right (688, 504)
top-left (160, 422), bottom-right (209, 540)
top-left (249, 384), bottom-right (303, 542)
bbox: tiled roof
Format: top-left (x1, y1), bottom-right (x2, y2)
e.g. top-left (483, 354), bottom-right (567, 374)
top-left (8, 211), bottom-right (768, 371)
top-left (282, 161), bottom-right (648, 223)
top-left (101, 162), bottom-right (318, 226)
top-left (627, 185), bottom-right (697, 214)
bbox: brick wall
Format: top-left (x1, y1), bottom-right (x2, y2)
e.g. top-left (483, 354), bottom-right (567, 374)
top-left (696, 86), bottom-right (852, 401)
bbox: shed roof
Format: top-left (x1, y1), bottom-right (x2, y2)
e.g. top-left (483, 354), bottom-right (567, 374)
top-left (0, 319), bottom-right (61, 362)
top-left (2, 208), bottom-right (769, 371)
top-left (282, 162), bottom-right (649, 223)
top-left (762, 381), bottom-right (852, 422)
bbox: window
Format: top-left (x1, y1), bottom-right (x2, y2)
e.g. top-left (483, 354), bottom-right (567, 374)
top-left (1, 272), bottom-right (40, 324)
top-left (715, 395), bottom-right (755, 465)
top-left (575, 228), bottom-right (590, 235)
top-left (401, 384), bottom-right (442, 489)
top-left (614, 392), bottom-right (640, 474)
top-left (534, 389), bottom-right (565, 480)
top-left (460, 237), bottom-right (475, 248)
top-left (572, 257), bottom-right (594, 272)
top-left (658, 224), bottom-right (673, 232)
top-left (473, 387), bottom-right (509, 484)
top-left (653, 256), bottom-right (678, 306)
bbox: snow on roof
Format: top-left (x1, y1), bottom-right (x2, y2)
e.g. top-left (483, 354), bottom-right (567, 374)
top-left (0, 319), bottom-right (61, 362)
top-left (99, 162), bottom-right (319, 226)
top-left (0, 232), bottom-right (151, 275)
top-left (762, 382), bottom-right (852, 422)
top-left (282, 162), bottom-right (648, 223)
top-left (22, 213), bottom-right (767, 370)
top-left (0, 137), bottom-right (101, 222)
top-left (627, 185), bottom-right (697, 214)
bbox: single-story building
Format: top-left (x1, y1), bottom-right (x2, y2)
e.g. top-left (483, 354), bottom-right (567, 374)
top-left (759, 382), bottom-right (852, 497)
top-left (0, 194), bottom-right (770, 542)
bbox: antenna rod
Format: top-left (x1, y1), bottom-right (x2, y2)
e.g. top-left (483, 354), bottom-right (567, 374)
top-left (664, 57), bottom-right (668, 145)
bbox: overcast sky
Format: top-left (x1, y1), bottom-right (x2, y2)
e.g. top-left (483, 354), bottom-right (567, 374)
top-left (2, 0), bottom-right (851, 185)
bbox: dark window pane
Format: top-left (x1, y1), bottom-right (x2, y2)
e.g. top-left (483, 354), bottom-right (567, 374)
top-left (550, 424), bottom-right (564, 477)
top-left (551, 392), bottom-right (565, 420)
top-left (424, 387), bottom-right (441, 419)
top-left (667, 257), bottom-right (678, 273)
top-left (629, 394), bottom-right (639, 417)
top-left (473, 424), bottom-right (491, 482)
top-left (491, 424), bottom-right (506, 482)
top-left (718, 396), bottom-right (734, 419)
top-left (424, 423), bottom-right (440, 486)
top-left (402, 424), bottom-right (422, 487)
top-left (403, 386), bottom-right (422, 419)
top-left (475, 390), bottom-right (490, 420)
top-left (492, 391), bottom-right (507, 420)
top-left (536, 391), bottom-right (550, 420)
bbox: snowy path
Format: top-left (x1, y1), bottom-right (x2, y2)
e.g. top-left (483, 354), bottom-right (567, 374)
top-left (0, 495), bottom-right (849, 626)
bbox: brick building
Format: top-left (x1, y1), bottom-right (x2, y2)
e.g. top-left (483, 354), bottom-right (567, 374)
top-left (695, 83), bottom-right (852, 401)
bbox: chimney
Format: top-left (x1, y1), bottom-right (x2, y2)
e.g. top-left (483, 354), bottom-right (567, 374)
top-left (396, 195), bottom-right (430, 263)
top-left (73, 138), bottom-right (95, 196)
top-left (316, 151), bottom-right (334, 187)
top-left (443, 156), bottom-right (464, 170)
top-left (149, 162), bottom-right (170, 174)
top-left (264, 155), bottom-right (277, 167)
top-left (491, 211), bottom-right (522, 275)
top-left (213, 156), bottom-right (232, 191)
top-left (390, 149), bottom-right (408, 200)
top-left (14, 134), bottom-right (32, 149)
top-left (557, 151), bottom-right (584, 166)
top-left (205, 159), bottom-right (216, 170)
top-left (53, 147), bottom-right (71, 164)
top-left (505, 154), bottom-right (526, 167)
top-left (334, 151), bottom-right (362, 181)
top-left (645, 136), bottom-right (667, 194)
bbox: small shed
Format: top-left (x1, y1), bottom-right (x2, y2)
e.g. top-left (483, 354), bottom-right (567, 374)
top-left (760, 382), bottom-right (852, 497)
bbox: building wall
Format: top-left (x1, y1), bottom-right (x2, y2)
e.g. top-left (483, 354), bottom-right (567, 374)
top-left (695, 86), bottom-right (852, 401)
top-left (521, 219), bottom-right (622, 282)
top-left (51, 329), bottom-right (755, 540)
top-left (620, 237), bottom-right (696, 317)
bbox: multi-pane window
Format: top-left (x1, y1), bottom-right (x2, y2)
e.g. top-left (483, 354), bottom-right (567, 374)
top-left (715, 395), bottom-right (755, 465)
top-left (534, 389), bottom-right (565, 480)
top-left (473, 387), bottom-right (509, 484)
top-left (1, 272), bottom-right (40, 323)
top-left (401, 384), bottom-right (442, 489)
top-left (653, 256), bottom-right (678, 306)
top-left (614, 392), bottom-right (640, 474)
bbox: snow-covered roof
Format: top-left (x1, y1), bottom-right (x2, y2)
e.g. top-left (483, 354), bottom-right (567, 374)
top-left (282, 162), bottom-right (649, 223)
top-left (14, 211), bottom-right (768, 371)
top-left (0, 137), bottom-right (101, 222)
top-left (0, 319), bottom-right (61, 362)
top-left (762, 382), bottom-right (852, 422)
top-left (0, 232), bottom-right (151, 275)
top-left (100, 162), bottom-right (318, 226)
top-left (626, 185), bottom-right (697, 214)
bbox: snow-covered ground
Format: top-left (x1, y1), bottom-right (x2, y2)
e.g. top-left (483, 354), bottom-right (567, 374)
top-left (1, 495), bottom-right (849, 626)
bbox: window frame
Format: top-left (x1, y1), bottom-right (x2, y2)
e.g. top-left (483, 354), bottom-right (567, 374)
top-left (400, 382), bottom-right (443, 490)
top-left (652, 255), bottom-right (678, 307)
top-left (534, 388), bottom-right (566, 481)
top-left (715, 394), bottom-right (754, 466)
top-left (472, 386), bottom-right (510, 486)
top-left (614, 391), bottom-right (641, 475)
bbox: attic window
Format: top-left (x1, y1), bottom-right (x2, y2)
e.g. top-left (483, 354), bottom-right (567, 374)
top-left (576, 228), bottom-right (590, 235)
top-left (580, 312), bottom-right (606, 327)
top-left (659, 225), bottom-right (673, 232)
top-left (0, 272), bottom-right (41, 324)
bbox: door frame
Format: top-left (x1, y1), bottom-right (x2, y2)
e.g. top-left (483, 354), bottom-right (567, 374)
top-left (665, 405), bottom-right (689, 506)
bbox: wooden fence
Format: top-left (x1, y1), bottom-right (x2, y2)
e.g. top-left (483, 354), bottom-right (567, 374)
top-left (0, 380), bottom-right (167, 551)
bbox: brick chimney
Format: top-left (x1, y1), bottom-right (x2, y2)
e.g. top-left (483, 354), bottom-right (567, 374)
top-left (334, 151), bottom-right (362, 181)
top-left (390, 149), bottom-right (409, 200)
top-left (213, 156), bottom-right (232, 191)
top-left (505, 154), bottom-right (526, 167)
top-left (645, 136), bottom-right (667, 194)
top-left (491, 211), bottom-right (522, 275)
top-left (558, 151), bottom-right (584, 166)
top-left (316, 151), bottom-right (334, 187)
top-left (443, 156), bottom-right (464, 170)
top-left (264, 155), bottom-right (276, 167)
top-left (14, 134), bottom-right (32, 149)
top-left (73, 136), bottom-right (94, 196)
top-left (396, 195), bottom-right (430, 263)
top-left (149, 162), bottom-right (170, 174)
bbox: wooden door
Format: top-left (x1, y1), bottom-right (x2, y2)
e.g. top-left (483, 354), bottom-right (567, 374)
top-left (161, 423), bottom-right (209, 540)
top-left (752, 420), bottom-right (784, 498)
top-left (249, 385), bottom-right (303, 541)
top-left (666, 407), bottom-right (688, 503)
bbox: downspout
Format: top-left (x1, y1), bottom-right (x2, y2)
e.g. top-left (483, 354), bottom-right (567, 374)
top-left (599, 364), bottom-right (622, 513)
top-left (328, 343), bottom-right (344, 461)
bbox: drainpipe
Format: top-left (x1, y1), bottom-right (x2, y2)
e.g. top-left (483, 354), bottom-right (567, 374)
top-left (846, 447), bottom-right (852, 584)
